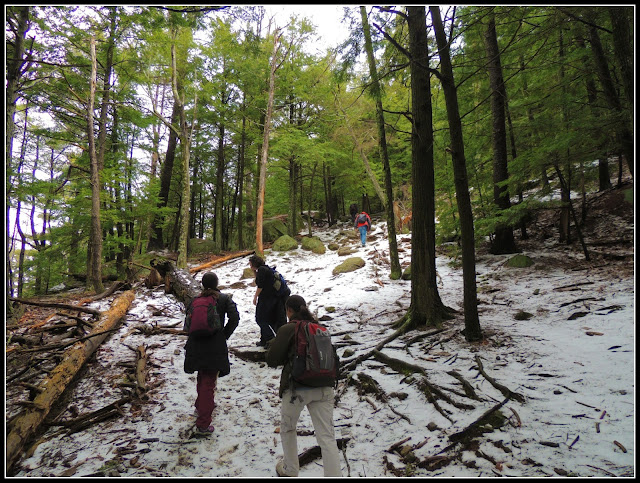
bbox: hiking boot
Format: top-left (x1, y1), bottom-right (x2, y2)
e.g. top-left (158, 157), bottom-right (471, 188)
top-left (256, 340), bottom-right (266, 347)
top-left (276, 460), bottom-right (296, 477)
top-left (194, 425), bottom-right (214, 437)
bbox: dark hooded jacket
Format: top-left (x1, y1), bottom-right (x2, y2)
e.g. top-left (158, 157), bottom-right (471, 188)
top-left (183, 290), bottom-right (239, 376)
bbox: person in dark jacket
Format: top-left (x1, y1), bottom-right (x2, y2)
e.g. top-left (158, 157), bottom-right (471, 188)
top-left (266, 295), bottom-right (342, 477)
top-left (183, 272), bottom-right (239, 435)
top-left (249, 254), bottom-right (289, 347)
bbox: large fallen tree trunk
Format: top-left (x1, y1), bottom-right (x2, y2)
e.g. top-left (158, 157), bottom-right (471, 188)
top-left (6, 290), bottom-right (136, 473)
top-left (153, 261), bottom-right (201, 307)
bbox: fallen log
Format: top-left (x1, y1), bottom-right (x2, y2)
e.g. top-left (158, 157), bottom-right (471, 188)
top-left (189, 250), bottom-right (254, 274)
top-left (153, 261), bottom-right (201, 307)
top-left (6, 290), bottom-right (136, 473)
top-left (135, 345), bottom-right (148, 393)
top-left (8, 297), bottom-right (101, 317)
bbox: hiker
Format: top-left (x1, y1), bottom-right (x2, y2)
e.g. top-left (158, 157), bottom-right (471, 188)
top-left (266, 295), bottom-right (342, 477)
top-left (354, 211), bottom-right (372, 246)
top-left (183, 272), bottom-right (239, 436)
top-left (249, 254), bottom-right (290, 347)
top-left (349, 203), bottom-right (358, 223)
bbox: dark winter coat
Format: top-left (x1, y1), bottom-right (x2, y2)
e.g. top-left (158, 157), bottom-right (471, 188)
top-left (183, 291), bottom-right (239, 376)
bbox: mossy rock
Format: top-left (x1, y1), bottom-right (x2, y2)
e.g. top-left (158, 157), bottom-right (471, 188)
top-left (337, 246), bottom-right (357, 257)
top-left (332, 257), bottom-right (365, 275)
top-left (401, 265), bottom-right (411, 280)
top-left (273, 234), bottom-right (298, 251)
top-left (514, 310), bottom-right (534, 320)
top-left (328, 243), bottom-right (340, 251)
top-left (241, 267), bottom-right (255, 279)
top-left (301, 236), bottom-right (326, 254)
top-left (263, 218), bottom-right (289, 243)
top-left (506, 254), bottom-right (534, 268)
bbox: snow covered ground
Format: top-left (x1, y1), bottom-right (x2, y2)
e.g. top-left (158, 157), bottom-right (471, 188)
top-left (12, 220), bottom-right (635, 478)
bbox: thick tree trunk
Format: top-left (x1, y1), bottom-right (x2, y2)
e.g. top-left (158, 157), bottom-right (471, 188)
top-left (360, 6), bottom-right (401, 280)
top-left (484, 12), bottom-right (517, 255)
top-left (6, 290), bottom-right (136, 473)
top-left (406, 6), bottom-right (452, 328)
top-left (430, 7), bottom-right (482, 342)
top-left (154, 260), bottom-right (202, 307)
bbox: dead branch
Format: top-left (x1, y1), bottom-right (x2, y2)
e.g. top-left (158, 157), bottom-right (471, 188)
top-left (8, 297), bottom-right (101, 317)
top-left (448, 397), bottom-right (510, 443)
top-left (474, 355), bottom-right (525, 403)
top-left (298, 437), bottom-right (351, 468)
top-left (189, 250), bottom-right (254, 274)
top-left (135, 345), bottom-right (148, 393)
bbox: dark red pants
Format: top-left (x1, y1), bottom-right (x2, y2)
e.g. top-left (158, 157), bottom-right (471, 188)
top-left (195, 370), bottom-right (218, 428)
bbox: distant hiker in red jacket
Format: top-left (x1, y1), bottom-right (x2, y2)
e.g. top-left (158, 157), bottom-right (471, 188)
top-left (354, 211), bottom-right (372, 246)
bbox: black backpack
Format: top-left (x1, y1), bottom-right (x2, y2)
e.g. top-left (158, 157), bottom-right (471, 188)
top-left (291, 320), bottom-right (338, 387)
top-left (186, 296), bottom-right (222, 337)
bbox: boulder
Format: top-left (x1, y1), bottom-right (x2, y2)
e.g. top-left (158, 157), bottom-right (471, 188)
top-left (273, 235), bottom-right (298, 252)
top-left (506, 254), bottom-right (534, 268)
top-left (263, 218), bottom-right (288, 243)
top-left (301, 236), bottom-right (326, 254)
top-left (332, 257), bottom-right (365, 275)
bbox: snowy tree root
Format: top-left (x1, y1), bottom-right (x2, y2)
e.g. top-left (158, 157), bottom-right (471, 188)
top-left (372, 350), bottom-right (476, 411)
top-left (352, 373), bottom-right (412, 423)
top-left (6, 290), bottom-right (136, 474)
top-left (474, 355), bottom-right (525, 403)
top-left (48, 395), bottom-right (134, 434)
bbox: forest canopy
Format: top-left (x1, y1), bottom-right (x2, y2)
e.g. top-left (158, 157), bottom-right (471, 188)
top-left (6, 5), bottom-right (634, 298)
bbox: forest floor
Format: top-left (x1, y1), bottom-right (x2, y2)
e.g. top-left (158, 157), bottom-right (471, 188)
top-left (6, 177), bottom-right (635, 478)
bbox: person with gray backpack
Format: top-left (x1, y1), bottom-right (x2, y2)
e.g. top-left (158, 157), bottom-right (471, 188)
top-left (266, 295), bottom-right (341, 477)
top-left (183, 272), bottom-right (239, 436)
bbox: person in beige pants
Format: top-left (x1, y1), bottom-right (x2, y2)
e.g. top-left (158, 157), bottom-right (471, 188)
top-left (266, 295), bottom-right (342, 477)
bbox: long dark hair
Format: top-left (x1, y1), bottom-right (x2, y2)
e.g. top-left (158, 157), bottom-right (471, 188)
top-left (249, 254), bottom-right (265, 268)
top-left (286, 295), bottom-right (315, 322)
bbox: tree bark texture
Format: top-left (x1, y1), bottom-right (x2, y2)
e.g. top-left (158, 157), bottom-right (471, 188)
top-left (484, 12), bottom-right (517, 255)
top-left (430, 7), bottom-right (482, 341)
top-left (6, 290), bottom-right (136, 472)
top-left (406, 6), bottom-right (450, 327)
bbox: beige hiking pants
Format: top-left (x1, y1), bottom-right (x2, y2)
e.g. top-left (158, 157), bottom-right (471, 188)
top-left (279, 386), bottom-right (342, 477)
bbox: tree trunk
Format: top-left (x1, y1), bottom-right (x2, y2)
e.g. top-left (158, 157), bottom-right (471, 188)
top-left (148, 98), bottom-right (180, 251)
top-left (484, 11), bottom-right (517, 255)
top-left (360, 6), bottom-right (401, 280)
top-left (238, 100), bottom-right (247, 249)
top-left (430, 7), bottom-right (482, 342)
top-left (588, 20), bottom-right (633, 176)
top-left (214, 123), bottom-right (225, 252)
top-left (6, 290), bottom-right (136, 473)
top-left (256, 30), bottom-right (282, 257)
top-left (87, 37), bottom-right (104, 294)
top-left (406, 6), bottom-right (452, 328)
